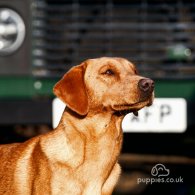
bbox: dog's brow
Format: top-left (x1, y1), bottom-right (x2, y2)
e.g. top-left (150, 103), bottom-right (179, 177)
top-left (99, 63), bottom-right (119, 74)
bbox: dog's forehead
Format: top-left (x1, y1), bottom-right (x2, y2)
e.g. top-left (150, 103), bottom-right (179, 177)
top-left (85, 57), bottom-right (136, 73)
top-left (115, 58), bottom-right (136, 72)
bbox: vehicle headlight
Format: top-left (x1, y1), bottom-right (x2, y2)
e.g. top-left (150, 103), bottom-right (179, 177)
top-left (0, 8), bottom-right (25, 55)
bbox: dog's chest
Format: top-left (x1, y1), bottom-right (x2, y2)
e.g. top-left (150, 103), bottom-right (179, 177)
top-left (49, 123), bottom-right (122, 194)
top-left (83, 130), bottom-right (122, 176)
top-left (50, 135), bottom-right (120, 195)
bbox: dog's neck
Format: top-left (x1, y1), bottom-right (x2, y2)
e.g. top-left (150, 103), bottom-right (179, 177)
top-left (59, 107), bottom-right (123, 138)
top-left (41, 107), bottom-right (123, 166)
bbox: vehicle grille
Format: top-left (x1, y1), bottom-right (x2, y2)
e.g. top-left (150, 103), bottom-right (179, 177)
top-left (32, 0), bottom-right (195, 78)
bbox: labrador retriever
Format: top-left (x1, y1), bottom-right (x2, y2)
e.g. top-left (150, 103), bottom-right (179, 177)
top-left (0, 57), bottom-right (154, 195)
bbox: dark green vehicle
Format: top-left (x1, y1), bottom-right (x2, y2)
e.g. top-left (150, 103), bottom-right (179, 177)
top-left (0, 0), bottom-right (195, 194)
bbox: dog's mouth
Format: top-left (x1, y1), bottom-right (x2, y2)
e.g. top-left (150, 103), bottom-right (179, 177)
top-left (113, 97), bottom-right (153, 117)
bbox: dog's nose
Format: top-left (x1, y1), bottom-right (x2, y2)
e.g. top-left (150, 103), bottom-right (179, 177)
top-left (138, 79), bottom-right (154, 92)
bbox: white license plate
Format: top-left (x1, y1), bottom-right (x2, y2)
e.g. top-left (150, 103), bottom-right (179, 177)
top-left (122, 98), bottom-right (187, 133)
top-left (53, 98), bottom-right (187, 133)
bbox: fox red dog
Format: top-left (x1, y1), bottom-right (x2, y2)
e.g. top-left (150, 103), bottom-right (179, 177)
top-left (0, 57), bottom-right (154, 195)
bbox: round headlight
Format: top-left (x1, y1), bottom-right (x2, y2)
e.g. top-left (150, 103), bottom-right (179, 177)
top-left (0, 8), bottom-right (25, 55)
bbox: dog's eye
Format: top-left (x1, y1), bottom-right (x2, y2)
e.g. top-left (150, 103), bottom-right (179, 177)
top-left (103, 69), bottom-right (115, 76)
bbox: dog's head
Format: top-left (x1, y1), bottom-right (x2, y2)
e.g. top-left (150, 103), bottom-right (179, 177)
top-left (53, 57), bottom-right (154, 116)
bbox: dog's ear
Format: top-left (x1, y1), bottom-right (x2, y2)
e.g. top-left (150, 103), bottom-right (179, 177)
top-left (53, 63), bottom-right (88, 116)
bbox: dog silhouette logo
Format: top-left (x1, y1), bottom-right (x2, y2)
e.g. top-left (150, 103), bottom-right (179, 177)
top-left (151, 164), bottom-right (170, 177)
